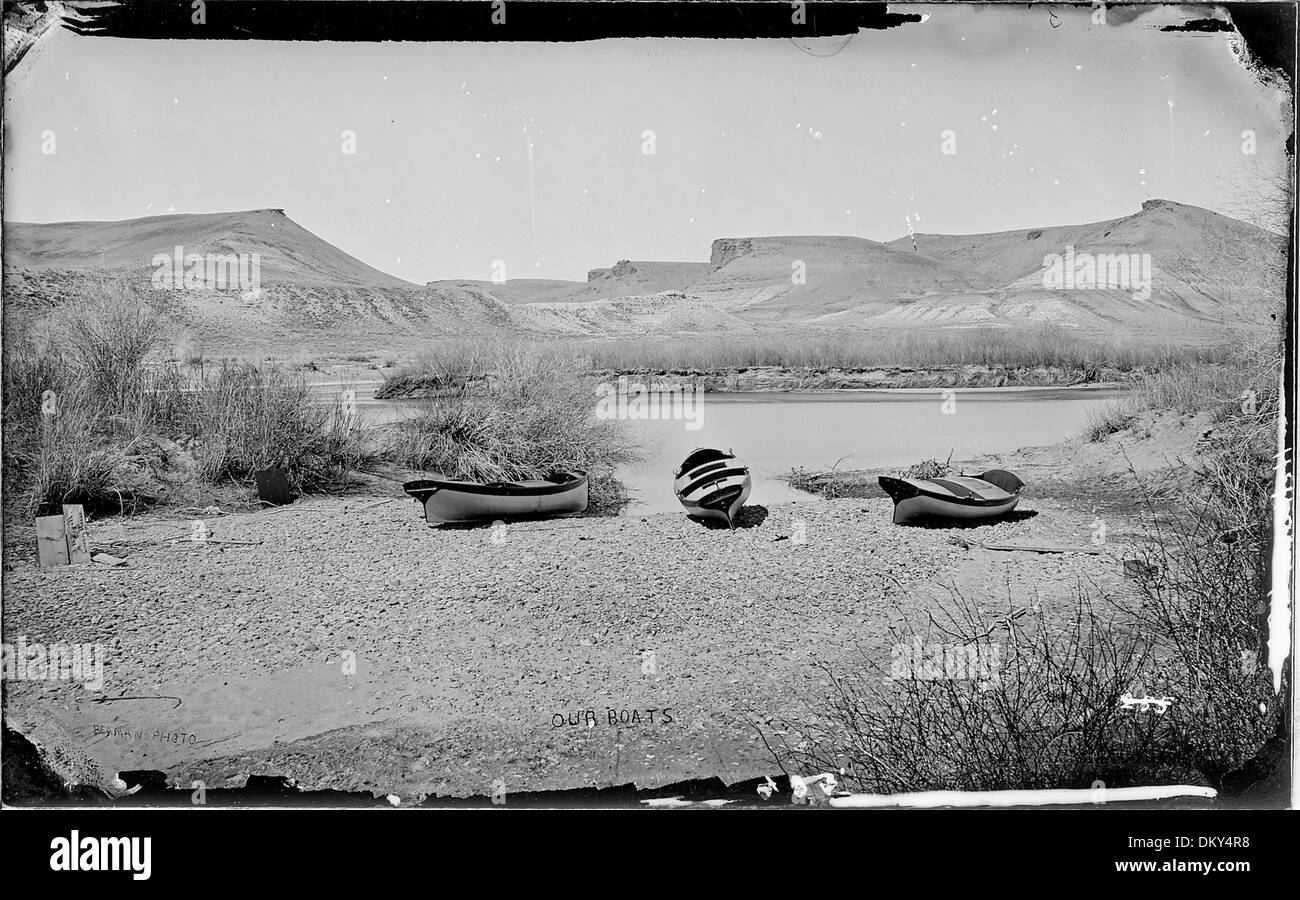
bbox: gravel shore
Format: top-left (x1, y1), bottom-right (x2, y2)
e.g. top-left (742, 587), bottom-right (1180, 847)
top-left (3, 488), bottom-right (1144, 800)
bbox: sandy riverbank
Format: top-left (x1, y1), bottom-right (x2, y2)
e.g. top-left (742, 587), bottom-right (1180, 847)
top-left (3, 477), bottom-right (1150, 801)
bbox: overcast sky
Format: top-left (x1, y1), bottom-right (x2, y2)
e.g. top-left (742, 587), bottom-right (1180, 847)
top-left (3, 3), bottom-right (1290, 283)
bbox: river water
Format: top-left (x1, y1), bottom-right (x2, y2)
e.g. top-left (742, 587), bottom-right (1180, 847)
top-left (312, 381), bottom-right (1125, 515)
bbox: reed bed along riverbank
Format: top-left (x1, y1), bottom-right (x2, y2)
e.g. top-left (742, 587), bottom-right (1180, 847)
top-left (373, 329), bottom-right (1233, 399)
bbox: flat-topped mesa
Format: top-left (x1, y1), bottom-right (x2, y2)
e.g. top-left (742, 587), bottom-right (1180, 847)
top-left (709, 238), bottom-right (754, 271)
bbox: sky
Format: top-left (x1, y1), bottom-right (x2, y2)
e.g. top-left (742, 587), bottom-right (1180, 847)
top-left (3, 3), bottom-right (1291, 283)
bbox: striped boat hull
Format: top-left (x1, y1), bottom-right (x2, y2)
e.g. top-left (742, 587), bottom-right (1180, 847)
top-left (673, 448), bottom-right (752, 529)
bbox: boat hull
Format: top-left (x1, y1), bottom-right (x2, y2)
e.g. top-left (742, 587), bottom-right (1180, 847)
top-left (403, 472), bottom-right (588, 525)
top-left (674, 448), bottom-right (752, 528)
top-left (680, 480), bottom-right (751, 527)
top-left (878, 474), bottom-right (1021, 526)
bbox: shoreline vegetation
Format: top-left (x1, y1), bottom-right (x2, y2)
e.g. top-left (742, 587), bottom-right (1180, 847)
top-left (377, 363), bottom-right (1139, 398)
top-left (0, 286), bottom-right (645, 520)
top-left (373, 331), bottom-right (1234, 399)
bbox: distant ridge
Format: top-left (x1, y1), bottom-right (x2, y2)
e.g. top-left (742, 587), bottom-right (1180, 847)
top-left (4, 209), bottom-right (415, 289)
top-left (2, 200), bottom-right (1283, 356)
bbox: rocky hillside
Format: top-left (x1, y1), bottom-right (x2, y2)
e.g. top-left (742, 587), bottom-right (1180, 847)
top-left (866, 198), bottom-right (1286, 337)
top-left (2, 200), bottom-right (1282, 358)
top-left (4, 209), bottom-right (413, 288)
top-left (425, 200), bottom-right (1284, 341)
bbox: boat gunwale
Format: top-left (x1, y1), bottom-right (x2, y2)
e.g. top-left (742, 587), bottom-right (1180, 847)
top-left (877, 474), bottom-right (1022, 509)
top-left (403, 471), bottom-right (587, 499)
top-left (674, 447), bottom-right (736, 478)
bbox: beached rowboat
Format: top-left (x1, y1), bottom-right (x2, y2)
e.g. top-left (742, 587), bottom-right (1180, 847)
top-left (673, 448), bottom-right (752, 530)
top-left (403, 471), bottom-right (588, 525)
top-left (877, 469), bottom-right (1024, 525)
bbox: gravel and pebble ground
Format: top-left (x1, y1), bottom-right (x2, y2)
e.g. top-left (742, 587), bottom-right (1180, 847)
top-left (2, 484), bottom-right (1145, 801)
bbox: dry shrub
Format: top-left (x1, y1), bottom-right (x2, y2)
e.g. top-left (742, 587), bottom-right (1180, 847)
top-left (56, 279), bottom-right (165, 414)
top-left (388, 341), bottom-right (642, 503)
top-left (185, 363), bottom-right (375, 493)
top-left (1121, 348), bottom-right (1284, 781)
top-left (4, 291), bottom-right (376, 515)
top-left (764, 584), bottom-right (1166, 792)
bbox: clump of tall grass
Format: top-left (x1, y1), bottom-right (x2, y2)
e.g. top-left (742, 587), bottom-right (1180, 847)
top-left (58, 280), bottom-right (166, 414)
top-left (182, 363), bottom-right (376, 494)
top-left (3, 391), bottom-right (171, 517)
top-left (375, 338), bottom-right (497, 399)
top-left (3, 282), bottom-right (376, 517)
top-left (1130, 361), bottom-right (1258, 419)
top-left (1083, 353), bottom-right (1272, 443)
top-left (387, 341), bottom-right (643, 511)
top-left (2, 283), bottom-right (173, 516)
top-left (1083, 399), bottom-right (1138, 442)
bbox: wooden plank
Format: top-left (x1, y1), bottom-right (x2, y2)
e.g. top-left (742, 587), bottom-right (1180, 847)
top-left (63, 504), bottom-right (91, 564)
top-left (36, 515), bottom-right (70, 567)
top-left (949, 536), bottom-right (1102, 555)
top-left (981, 542), bottom-right (1102, 555)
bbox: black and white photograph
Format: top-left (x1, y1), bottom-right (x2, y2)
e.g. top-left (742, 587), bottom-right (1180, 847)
top-left (0, 0), bottom-right (1295, 876)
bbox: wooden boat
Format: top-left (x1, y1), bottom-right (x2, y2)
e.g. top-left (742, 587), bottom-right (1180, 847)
top-left (673, 448), bottom-right (751, 529)
top-left (403, 471), bottom-right (588, 525)
top-left (878, 469), bottom-right (1024, 525)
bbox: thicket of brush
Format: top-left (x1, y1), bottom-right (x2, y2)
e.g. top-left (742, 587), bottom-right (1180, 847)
top-left (2, 283), bottom-right (373, 517)
top-left (1120, 341), bottom-right (1285, 784)
top-left (767, 585), bottom-right (1174, 791)
top-left (767, 342), bottom-right (1287, 797)
top-left (386, 341), bottom-right (643, 512)
top-left (178, 362), bottom-right (373, 490)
